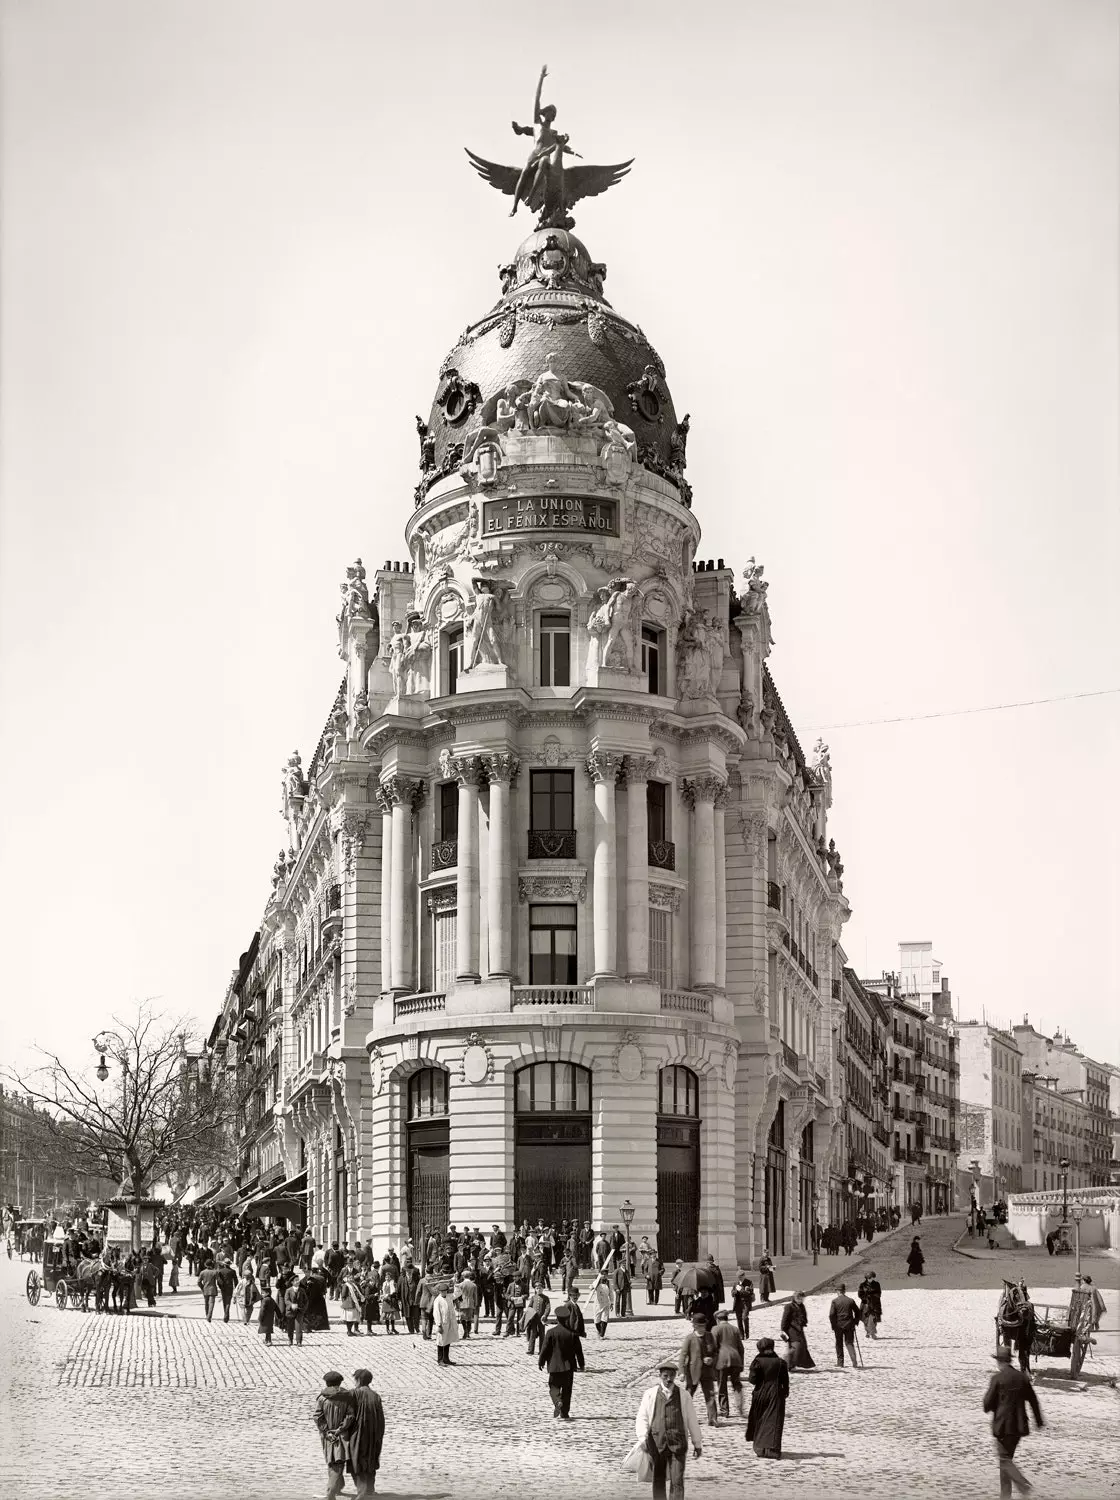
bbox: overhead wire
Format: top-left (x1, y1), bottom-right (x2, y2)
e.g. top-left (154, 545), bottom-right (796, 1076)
top-left (800, 687), bottom-right (1119, 732)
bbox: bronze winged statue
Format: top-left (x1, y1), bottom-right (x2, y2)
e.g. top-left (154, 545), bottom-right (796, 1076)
top-left (465, 65), bottom-right (633, 231)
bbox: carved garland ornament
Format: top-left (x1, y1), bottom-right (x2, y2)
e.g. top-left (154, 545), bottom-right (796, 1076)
top-left (649, 883), bottom-right (681, 912)
top-left (518, 873), bottom-right (587, 904)
top-left (426, 885), bottom-right (458, 914)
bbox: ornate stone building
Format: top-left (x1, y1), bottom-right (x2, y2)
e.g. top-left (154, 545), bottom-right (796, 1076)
top-left (212, 135), bottom-right (855, 1268)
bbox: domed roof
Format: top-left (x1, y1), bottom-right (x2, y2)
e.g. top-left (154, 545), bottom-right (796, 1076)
top-left (416, 228), bottom-right (690, 506)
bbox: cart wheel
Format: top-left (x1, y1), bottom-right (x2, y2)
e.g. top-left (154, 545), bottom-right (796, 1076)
top-left (55, 1278), bottom-right (68, 1310)
top-left (1070, 1337), bottom-right (1086, 1377)
top-left (25, 1271), bottom-right (41, 1306)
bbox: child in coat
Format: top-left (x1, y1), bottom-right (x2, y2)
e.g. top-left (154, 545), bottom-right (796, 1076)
top-left (380, 1274), bottom-right (400, 1334)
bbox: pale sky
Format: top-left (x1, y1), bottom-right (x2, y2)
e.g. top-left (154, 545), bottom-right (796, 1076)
top-left (1, 1), bottom-right (1117, 1077)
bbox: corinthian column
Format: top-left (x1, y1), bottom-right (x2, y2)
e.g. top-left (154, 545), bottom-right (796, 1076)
top-left (624, 756), bottom-right (654, 978)
top-left (450, 756), bottom-right (483, 982)
top-left (587, 752), bottom-right (624, 978)
top-left (382, 776), bottom-right (423, 992)
top-left (374, 783), bottom-right (394, 993)
top-left (483, 753), bottom-right (520, 977)
top-left (684, 776), bottom-right (723, 988)
top-left (714, 783), bottom-right (731, 990)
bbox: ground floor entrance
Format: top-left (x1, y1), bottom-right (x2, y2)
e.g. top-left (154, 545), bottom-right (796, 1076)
top-left (514, 1116), bottom-right (591, 1229)
top-left (407, 1118), bottom-right (449, 1252)
top-left (656, 1117), bottom-right (700, 1262)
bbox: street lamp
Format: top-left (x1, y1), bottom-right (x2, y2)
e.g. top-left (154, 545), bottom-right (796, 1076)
top-left (1060, 1158), bottom-right (1070, 1223)
top-left (1070, 1204), bottom-right (1084, 1280)
top-left (92, 1032), bottom-right (142, 1253)
top-left (619, 1199), bottom-right (635, 1313)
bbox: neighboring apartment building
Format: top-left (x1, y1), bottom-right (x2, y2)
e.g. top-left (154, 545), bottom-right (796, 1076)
top-left (953, 1021), bottom-right (1024, 1203)
top-left (1020, 1071), bottom-right (1095, 1193)
top-left (838, 968), bottom-right (892, 1223)
top-left (0, 1085), bottom-right (116, 1215)
top-left (897, 941), bottom-right (943, 1015)
top-left (1012, 1021), bottom-right (1112, 1187)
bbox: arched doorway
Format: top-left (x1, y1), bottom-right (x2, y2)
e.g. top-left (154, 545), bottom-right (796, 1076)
top-left (764, 1100), bottom-right (787, 1257)
top-left (406, 1069), bottom-right (449, 1251)
top-left (514, 1062), bottom-right (591, 1229)
top-left (799, 1122), bottom-right (815, 1249)
top-left (657, 1066), bottom-right (700, 1262)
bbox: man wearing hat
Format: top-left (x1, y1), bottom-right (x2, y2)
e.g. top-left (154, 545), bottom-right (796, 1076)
top-left (982, 1346), bottom-right (1043, 1498)
top-left (538, 1302), bottom-right (585, 1418)
top-left (348, 1369), bottom-right (385, 1500)
top-left (313, 1371), bottom-right (354, 1500)
top-left (677, 1312), bottom-right (720, 1426)
top-left (635, 1359), bottom-right (703, 1500)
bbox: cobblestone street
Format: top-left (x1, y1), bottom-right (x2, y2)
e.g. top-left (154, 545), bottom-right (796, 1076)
top-left (1, 1219), bottom-right (1117, 1500)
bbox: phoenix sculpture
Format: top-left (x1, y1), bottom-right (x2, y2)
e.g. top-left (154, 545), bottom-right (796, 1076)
top-left (465, 65), bottom-right (633, 231)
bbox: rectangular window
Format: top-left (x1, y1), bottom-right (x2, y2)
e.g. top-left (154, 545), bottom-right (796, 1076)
top-left (438, 781), bottom-right (458, 841)
top-left (641, 625), bottom-right (663, 695)
top-left (447, 629), bottom-right (463, 696)
top-left (531, 770), bottom-right (574, 831)
top-left (647, 780), bottom-right (668, 843)
top-left (529, 904), bottom-right (578, 986)
top-left (649, 905), bottom-right (672, 988)
top-left (433, 910), bottom-right (456, 991)
top-left (539, 613), bottom-right (571, 687)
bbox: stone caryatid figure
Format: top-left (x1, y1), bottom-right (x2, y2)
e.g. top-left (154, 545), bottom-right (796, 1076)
top-left (465, 66), bottom-right (634, 231)
top-left (676, 606), bottom-right (723, 700)
top-left (281, 752), bottom-right (307, 847)
top-left (387, 620), bottom-right (409, 699)
top-left (586, 577), bottom-right (642, 674)
top-left (403, 613), bottom-right (432, 696)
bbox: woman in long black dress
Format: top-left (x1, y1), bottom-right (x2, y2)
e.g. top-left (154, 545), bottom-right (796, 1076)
top-left (906, 1237), bottom-right (924, 1277)
top-left (745, 1337), bottom-right (789, 1458)
top-left (302, 1268), bottom-right (332, 1331)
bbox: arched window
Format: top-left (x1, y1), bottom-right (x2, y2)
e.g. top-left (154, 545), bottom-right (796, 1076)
top-left (407, 1068), bottom-right (449, 1121)
top-left (658, 1065), bottom-right (699, 1118)
top-left (515, 1061), bottom-right (591, 1114)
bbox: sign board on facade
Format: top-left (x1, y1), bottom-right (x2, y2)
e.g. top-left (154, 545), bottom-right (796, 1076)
top-left (481, 495), bottom-right (619, 536)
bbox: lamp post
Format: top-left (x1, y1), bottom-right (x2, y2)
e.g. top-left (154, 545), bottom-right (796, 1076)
top-left (1071, 1204), bottom-right (1084, 1280)
top-left (1060, 1158), bottom-right (1070, 1223)
top-left (619, 1198), bottom-right (635, 1313)
top-left (93, 1032), bottom-right (142, 1253)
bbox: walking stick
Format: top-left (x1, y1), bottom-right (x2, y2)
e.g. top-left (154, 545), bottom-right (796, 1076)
top-left (854, 1327), bottom-right (865, 1369)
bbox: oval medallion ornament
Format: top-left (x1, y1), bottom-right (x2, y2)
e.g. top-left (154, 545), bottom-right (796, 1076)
top-left (463, 1044), bottom-right (490, 1085)
top-left (370, 1052), bottom-right (385, 1096)
top-left (617, 1042), bottom-right (643, 1082)
top-left (724, 1054), bottom-right (737, 1091)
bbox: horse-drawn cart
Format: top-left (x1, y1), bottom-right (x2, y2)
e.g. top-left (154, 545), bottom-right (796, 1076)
top-left (26, 1242), bottom-right (102, 1312)
top-left (996, 1280), bottom-right (1094, 1377)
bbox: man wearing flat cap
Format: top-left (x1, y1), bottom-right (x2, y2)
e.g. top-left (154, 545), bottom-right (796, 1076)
top-left (635, 1360), bottom-right (702, 1500)
top-left (313, 1371), bottom-right (354, 1500)
top-left (982, 1346), bottom-right (1043, 1498)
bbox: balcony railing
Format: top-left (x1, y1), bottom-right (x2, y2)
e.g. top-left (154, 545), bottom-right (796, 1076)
top-left (649, 840), bottom-right (676, 871)
top-left (327, 882), bottom-right (341, 912)
top-left (394, 991), bottom-right (446, 1020)
top-left (431, 840), bottom-right (458, 871)
top-left (513, 985), bottom-right (592, 1007)
top-left (661, 990), bottom-right (713, 1016)
top-left (527, 830), bottom-right (577, 860)
top-left (767, 880), bottom-right (782, 911)
top-left (832, 978), bottom-right (841, 1000)
top-left (782, 1040), bottom-right (799, 1073)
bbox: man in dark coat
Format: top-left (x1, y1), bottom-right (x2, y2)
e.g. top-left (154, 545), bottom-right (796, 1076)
top-left (678, 1312), bottom-right (720, 1425)
top-left (313, 1371), bottom-right (355, 1500)
top-left (828, 1283), bottom-right (862, 1368)
top-left (705, 1254), bottom-right (725, 1307)
top-left (712, 1310), bottom-right (746, 1417)
top-left (780, 1290), bottom-right (815, 1369)
top-left (538, 1303), bottom-right (585, 1418)
top-left (214, 1259), bottom-right (237, 1323)
top-left (746, 1336), bottom-right (789, 1459)
top-left (348, 1369), bottom-right (385, 1500)
top-left (982, 1347), bottom-right (1043, 1498)
top-left (858, 1270), bottom-right (882, 1338)
top-left (731, 1270), bottom-right (754, 1338)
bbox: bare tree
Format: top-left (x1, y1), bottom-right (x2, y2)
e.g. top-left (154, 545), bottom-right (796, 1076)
top-left (4, 1003), bottom-right (247, 1204)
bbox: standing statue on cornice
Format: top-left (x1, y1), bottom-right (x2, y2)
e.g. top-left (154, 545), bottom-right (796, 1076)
top-left (464, 580), bottom-right (505, 670)
top-left (465, 66), bottom-right (634, 231)
top-left (741, 557), bottom-right (769, 616)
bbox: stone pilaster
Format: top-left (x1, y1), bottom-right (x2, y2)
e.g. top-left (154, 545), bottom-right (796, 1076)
top-left (382, 776), bottom-right (424, 993)
top-left (591, 1050), bottom-right (658, 1246)
top-left (482, 754), bottom-right (519, 978)
top-left (374, 784), bottom-right (394, 995)
top-left (448, 1046), bottom-right (515, 1230)
top-left (683, 776), bottom-right (723, 988)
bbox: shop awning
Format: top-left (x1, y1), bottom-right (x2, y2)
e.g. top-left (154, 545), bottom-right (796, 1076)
top-left (195, 1177), bottom-right (240, 1209)
top-left (238, 1170), bottom-right (307, 1220)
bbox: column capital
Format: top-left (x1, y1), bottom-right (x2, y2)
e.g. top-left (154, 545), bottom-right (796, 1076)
top-left (381, 775), bottom-right (425, 808)
top-left (440, 750), bottom-right (484, 787)
top-left (373, 783), bottom-right (395, 816)
top-left (586, 751), bottom-right (624, 785)
top-left (482, 752), bottom-right (521, 785)
top-left (623, 754), bottom-right (655, 785)
top-left (681, 774), bottom-right (726, 808)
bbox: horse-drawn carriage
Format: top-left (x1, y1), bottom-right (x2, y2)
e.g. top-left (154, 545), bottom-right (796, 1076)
top-left (26, 1242), bottom-right (107, 1312)
top-left (996, 1279), bottom-right (1094, 1377)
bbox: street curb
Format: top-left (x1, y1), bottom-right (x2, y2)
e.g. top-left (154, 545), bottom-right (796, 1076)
top-left (792, 1221), bottom-right (911, 1299)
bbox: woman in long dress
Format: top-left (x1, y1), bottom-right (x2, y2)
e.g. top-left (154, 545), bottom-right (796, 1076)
top-left (745, 1337), bottom-right (790, 1458)
top-left (906, 1237), bottom-right (924, 1277)
top-left (757, 1250), bottom-right (775, 1303)
top-left (302, 1268), bottom-right (332, 1331)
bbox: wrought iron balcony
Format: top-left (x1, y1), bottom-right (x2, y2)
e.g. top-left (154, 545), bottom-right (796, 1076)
top-left (327, 882), bottom-right (341, 912)
top-left (648, 839), bottom-right (676, 871)
top-left (431, 839), bottom-right (458, 871)
top-left (781, 1040), bottom-right (799, 1074)
top-left (767, 880), bottom-right (781, 911)
top-left (527, 830), bottom-right (577, 860)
